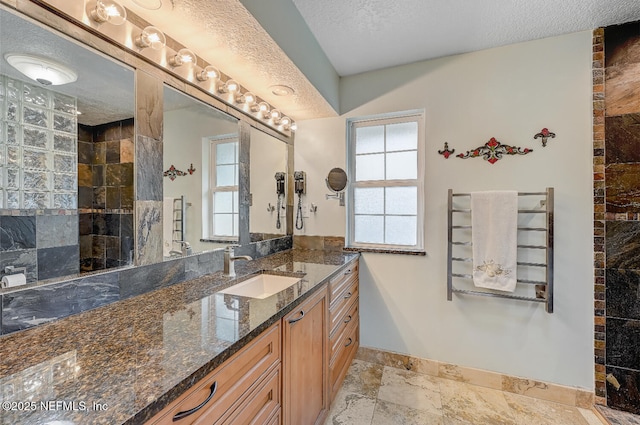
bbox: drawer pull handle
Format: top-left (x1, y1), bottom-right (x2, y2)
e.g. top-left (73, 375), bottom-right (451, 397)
top-left (288, 310), bottom-right (305, 324)
top-left (344, 292), bottom-right (352, 299)
top-left (344, 315), bottom-right (352, 324)
top-left (173, 381), bottom-right (218, 421)
top-left (344, 269), bottom-right (353, 275)
top-left (345, 337), bottom-right (353, 347)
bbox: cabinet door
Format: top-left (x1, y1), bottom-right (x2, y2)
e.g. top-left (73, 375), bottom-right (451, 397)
top-left (282, 285), bottom-right (329, 425)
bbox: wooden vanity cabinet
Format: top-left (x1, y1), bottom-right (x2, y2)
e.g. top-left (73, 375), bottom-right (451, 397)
top-left (282, 284), bottom-right (329, 425)
top-left (145, 322), bottom-right (281, 425)
top-left (145, 259), bottom-right (358, 425)
top-left (328, 260), bottom-right (360, 402)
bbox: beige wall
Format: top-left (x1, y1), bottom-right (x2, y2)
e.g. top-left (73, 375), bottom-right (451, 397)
top-left (294, 31), bottom-right (594, 389)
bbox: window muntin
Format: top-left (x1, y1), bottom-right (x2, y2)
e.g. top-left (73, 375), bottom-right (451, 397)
top-left (347, 112), bottom-right (424, 251)
top-left (209, 137), bottom-right (239, 238)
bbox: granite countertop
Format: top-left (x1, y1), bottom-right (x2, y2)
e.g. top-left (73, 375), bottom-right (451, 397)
top-left (0, 249), bottom-right (358, 425)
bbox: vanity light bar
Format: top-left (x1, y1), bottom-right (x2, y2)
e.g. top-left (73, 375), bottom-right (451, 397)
top-left (122, 11), bottom-right (295, 132)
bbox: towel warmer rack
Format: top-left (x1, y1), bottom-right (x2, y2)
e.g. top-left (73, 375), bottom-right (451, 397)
top-left (446, 188), bottom-right (554, 313)
top-left (172, 196), bottom-right (186, 245)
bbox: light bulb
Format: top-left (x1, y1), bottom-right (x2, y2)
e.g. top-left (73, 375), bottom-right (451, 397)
top-left (240, 92), bottom-right (256, 105)
top-left (225, 80), bottom-right (239, 93)
top-left (91, 0), bottom-right (127, 25)
top-left (280, 116), bottom-right (291, 127)
top-left (252, 101), bottom-right (270, 117)
top-left (197, 65), bottom-right (220, 82)
top-left (270, 109), bottom-right (281, 121)
top-left (169, 48), bottom-right (196, 67)
top-left (135, 26), bottom-right (166, 50)
top-left (290, 122), bottom-right (297, 131)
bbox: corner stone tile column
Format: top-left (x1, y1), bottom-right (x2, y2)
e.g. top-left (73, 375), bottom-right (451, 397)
top-left (134, 70), bottom-right (164, 265)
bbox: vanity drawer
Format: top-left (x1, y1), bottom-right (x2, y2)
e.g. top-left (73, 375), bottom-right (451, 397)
top-left (329, 280), bottom-right (359, 335)
top-left (146, 322), bottom-right (280, 425)
top-left (330, 298), bottom-right (359, 360)
top-left (329, 317), bottom-right (359, 402)
top-left (329, 260), bottom-right (358, 306)
top-left (218, 366), bottom-right (280, 425)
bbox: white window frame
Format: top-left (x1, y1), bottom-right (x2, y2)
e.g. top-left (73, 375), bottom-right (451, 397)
top-left (346, 110), bottom-right (425, 252)
top-left (207, 135), bottom-right (239, 240)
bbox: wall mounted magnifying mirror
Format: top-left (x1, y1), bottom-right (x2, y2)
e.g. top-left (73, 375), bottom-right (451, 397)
top-left (326, 167), bottom-right (347, 206)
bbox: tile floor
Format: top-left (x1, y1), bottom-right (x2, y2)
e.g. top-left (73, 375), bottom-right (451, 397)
top-left (324, 359), bottom-right (605, 425)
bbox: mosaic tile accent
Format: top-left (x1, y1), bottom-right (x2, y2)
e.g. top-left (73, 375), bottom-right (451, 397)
top-left (594, 27), bottom-right (607, 404)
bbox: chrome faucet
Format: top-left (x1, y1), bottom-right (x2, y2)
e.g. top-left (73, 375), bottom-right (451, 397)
top-left (224, 245), bottom-right (252, 277)
top-left (179, 241), bottom-right (192, 256)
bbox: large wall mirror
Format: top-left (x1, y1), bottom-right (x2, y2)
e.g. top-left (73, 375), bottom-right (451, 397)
top-left (0, 3), bottom-right (293, 289)
top-left (163, 85), bottom-right (240, 258)
top-left (0, 7), bottom-right (135, 283)
top-left (249, 128), bottom-right (288, 241)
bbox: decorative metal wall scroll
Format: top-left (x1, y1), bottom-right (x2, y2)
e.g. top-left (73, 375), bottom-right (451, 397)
top-left (163, 165), bottom-right (186, 181)
top-left (438, 142), bottom-right (455, 158)
top-left (438, 128), bottom-right (555, 164)
top-left (164, 164), bottom-right (197, 180)
top-left (534, 128), bottom-right (556, 147)
top-left (456, 137), bottom-right (532, 164)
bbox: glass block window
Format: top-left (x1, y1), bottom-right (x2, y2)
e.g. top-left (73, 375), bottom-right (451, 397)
top-left (0, 75), bottom-right (77, 209)
top-left (347, 111), bottom-right (424, 250)
top-left (209, 136), bottom-right (239, 239)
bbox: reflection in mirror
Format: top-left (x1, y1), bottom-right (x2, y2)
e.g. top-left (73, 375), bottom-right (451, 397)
top-left (0, 7), bottom-right (135, 283)
top-left (249, 128), bottom-right (287, 242)
top-left (163, 85), bottom-right (239, 258)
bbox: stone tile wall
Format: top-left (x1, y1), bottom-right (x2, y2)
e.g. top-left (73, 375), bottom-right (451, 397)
top-left (77, 119), bottom-right (134, 272)
top-left (0, 212), bottom-right (80, 284)
top-left (597, 21), bottom-right (640, 414)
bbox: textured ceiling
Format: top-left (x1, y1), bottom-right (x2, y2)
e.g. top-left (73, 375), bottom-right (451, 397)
top-left (122, 0), bottom-right (337, 120)
top-left (8, 0), bottom-right (640, 125)
top-left (292, 0), bottom-right (640, 76)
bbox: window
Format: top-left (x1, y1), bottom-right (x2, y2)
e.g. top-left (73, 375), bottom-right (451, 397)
top-left (208, 136), bottom-right (239, 239)
top-left (346, 111), bottom-right (424, 251)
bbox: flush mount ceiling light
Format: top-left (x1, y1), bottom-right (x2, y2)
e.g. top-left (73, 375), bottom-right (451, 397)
top-left (4, 54), bottom-right (78, 86)
top-left (135, 26), bottom-right (165, 50)
top-left (270, 85), bottom-right (295, 97)
top-left (131, 0), bottom-right (162, 10)
top-left (196, 65), bottom-right (220, 82)
top-left (169, 48), bottom-right (196, 67)
top-left (90, 0), bottom-right (127, 25)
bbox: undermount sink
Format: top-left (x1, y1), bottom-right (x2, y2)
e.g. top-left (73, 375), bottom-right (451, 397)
top-left (218, 274), bottom-right (302, 299)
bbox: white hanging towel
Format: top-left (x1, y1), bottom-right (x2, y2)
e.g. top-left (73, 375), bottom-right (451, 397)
top-left (470, 191), bottom-right (518, 292)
